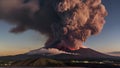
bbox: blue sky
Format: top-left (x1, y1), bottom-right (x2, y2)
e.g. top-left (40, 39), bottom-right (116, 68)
top-left (85, 0), bottom-right (120, 52)
top-left (0, 0), bottom-right (120, 56)
top-left (0, 20), bottom-right (47, 55)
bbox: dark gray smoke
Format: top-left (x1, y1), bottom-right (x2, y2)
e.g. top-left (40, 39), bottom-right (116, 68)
top-left (0, 0), bottom-right (107, 50)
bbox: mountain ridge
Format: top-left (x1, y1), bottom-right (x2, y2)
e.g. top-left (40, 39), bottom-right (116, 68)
top-left (0, 48), bottom-right (120, 67)
top-left (1, 48), bottom-right (119, 61)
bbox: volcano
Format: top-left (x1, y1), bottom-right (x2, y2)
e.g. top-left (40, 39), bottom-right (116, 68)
top-left (26, 40), bottom-right (120, 60)
top-left (0, 47), bottom-right (119, 61)
top-left (27, 47), bottom-right (120, 60)
top-left (0, 47), bottom-right (120, 67)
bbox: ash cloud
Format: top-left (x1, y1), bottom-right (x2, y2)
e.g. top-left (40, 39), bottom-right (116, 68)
top-left (0, 0), bottom-right (107, 50)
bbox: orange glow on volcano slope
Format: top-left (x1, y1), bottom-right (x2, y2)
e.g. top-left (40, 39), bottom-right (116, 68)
top-left (45, 39), bottom-right (88, 51)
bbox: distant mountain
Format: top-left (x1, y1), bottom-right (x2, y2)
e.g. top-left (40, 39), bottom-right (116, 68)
top-left (108, 51), bottom-right (120, 56)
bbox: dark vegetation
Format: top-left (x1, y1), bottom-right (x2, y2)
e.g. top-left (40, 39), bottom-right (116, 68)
top-left (11, 58), bottom-right (65, 67)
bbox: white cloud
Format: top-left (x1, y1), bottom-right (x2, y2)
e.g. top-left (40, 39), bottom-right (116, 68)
top-left (27, 48), bottom-right (80, 55)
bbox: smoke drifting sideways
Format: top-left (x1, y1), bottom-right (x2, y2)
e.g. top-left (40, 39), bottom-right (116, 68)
top-left (27, 48), bottom-right (79, 55)
top-left (0, 0), bottom-right (108, 51)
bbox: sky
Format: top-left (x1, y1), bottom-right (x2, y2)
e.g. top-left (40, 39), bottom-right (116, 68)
top-left (0, 0), bottom-right (120, 56)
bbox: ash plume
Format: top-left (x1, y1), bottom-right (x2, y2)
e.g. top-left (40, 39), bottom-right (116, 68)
top-left (0, 0), bottom-right (107, 51)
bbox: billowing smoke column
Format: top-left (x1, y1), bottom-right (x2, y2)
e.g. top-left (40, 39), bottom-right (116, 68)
top-left (0, 0), bottom-right (107, 51)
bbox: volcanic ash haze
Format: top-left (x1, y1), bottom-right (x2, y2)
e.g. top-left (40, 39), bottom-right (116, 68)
top-left (0, 0), bottom-right (108, 51)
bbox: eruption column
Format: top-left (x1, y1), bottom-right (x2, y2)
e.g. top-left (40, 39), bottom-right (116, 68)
top-left (0, 0), bottom-right (107, 51)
